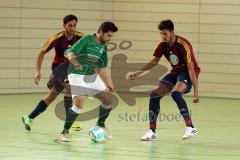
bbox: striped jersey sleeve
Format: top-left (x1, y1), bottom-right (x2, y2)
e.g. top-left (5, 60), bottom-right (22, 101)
top-left (177, 37), bottom-right (193, 64)
top-left (41, 31), bottom-right (64, 53)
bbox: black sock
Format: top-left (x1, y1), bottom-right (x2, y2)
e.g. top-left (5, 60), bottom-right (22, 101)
top-left (61, 129), bottom-right (69, 134)
top-left (97, 105), bottom-right (112, 127)
top-left (63, 108), bottom-right (79, 131)
top-left (28, 100), bottom-right (48, 119)
top-left (171, 91), bottom-right (194, 128)
top-left (149, 92), bottom-right (161, 133)
top-left (64, 96), bottom-right (72, 116)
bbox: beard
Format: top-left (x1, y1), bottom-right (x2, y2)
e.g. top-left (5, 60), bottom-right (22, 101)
top-left (66, 30), bottom-right (75, 35)
top-left (100, 37), bottom-right (107, 44)
top-left (162, 35), bottom-right (173, 43)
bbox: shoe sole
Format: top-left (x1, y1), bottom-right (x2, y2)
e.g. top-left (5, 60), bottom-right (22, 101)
top-left (141, 138), bottom-right (156, 141)
top-left (71, 127), bottom-right (83, 131)
top-left (22, 117), bottom-right (31, 131)
top-left (183, 132), bottom-right (198, 140)
top-left (58, 139), bottom-right (70, 142)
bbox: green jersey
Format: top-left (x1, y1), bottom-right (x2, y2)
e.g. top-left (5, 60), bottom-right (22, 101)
top-left (66, 34), bottom-right (108, 75)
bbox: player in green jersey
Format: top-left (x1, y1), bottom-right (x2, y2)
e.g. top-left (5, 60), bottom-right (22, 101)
top-left (58, 21), bottom-right (118, 142)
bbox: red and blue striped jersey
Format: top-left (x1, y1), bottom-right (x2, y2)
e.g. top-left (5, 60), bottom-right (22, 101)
top-left (41, 31), bottom-right (84, 65)
top-left (153, 35), bottom-right (200, 77)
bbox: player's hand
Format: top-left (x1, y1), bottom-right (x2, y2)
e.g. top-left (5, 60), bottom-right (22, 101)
top-left (74, 64), bottom-right (82, 70)
top-left (107, 81), bottom-right (116, 92)
top-left (34, 70), bottom-right (41, 85)
top-left (128, 71), bottom-right (141, 80)
top-left (193, 92), bottom-right (200, 103)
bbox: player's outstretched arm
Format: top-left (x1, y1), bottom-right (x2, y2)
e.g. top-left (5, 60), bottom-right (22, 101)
top-left (128, 56), bottom-right (160, 80)
top-left (187, 62), bottom-right (200, 103)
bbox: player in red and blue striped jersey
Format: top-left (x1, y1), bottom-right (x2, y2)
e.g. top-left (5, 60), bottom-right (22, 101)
top-left (22, 15), bottom-right (84, 132)
top-left (129, 19), bottom-right (200, 140)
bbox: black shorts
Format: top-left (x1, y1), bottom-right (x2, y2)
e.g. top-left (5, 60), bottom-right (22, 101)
top-left (47, 62), bottom-right (69, 94)
top-left (160, 71), bottom-right (192, 94)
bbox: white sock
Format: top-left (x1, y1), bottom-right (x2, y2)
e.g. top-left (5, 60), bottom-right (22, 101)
top-left (102, 104), bottom-right (112, 109)
top-left (71, 105), bottom-right (81, 114)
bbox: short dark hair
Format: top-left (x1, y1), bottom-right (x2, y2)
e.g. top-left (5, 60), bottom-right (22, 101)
top-left (98, 21), bottom-right (118, 33)
top-left (63, 14), bottom-right (78, 25)
top-left (158, 19), bottom-right (174, 31)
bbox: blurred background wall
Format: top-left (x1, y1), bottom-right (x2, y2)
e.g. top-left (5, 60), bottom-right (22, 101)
top-left (1, 0), bottom-right (240, 98)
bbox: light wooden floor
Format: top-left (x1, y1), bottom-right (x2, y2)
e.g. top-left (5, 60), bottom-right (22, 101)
top-left (0, 94), bottom-right (239, 160)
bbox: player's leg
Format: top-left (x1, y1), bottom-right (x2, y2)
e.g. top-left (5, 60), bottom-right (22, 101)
top-left (58, 73), bottom-right (86, 142)
top-left (55, 62), bottom-right (76, 122)
top-left (63, 83), bottom-right (72, 117)
top-left (95, 91), bottom-right (112, 127)
top-left (59, 95), bottom-right (84, 142)
top-left (94, 91), bottom-right (113, 139)
top-left (22, 88), bottom-right (58, 131)
top-left (141, 79), bottom-right (173, 141)
top-left (22, 67), bottom-right (66, 131)
top-left (63, 83), bottom-right (83, 131)
top-left (171, 71), bottom-right (197, 140)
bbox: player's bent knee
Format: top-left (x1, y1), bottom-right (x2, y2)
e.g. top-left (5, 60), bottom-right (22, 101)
top-left (64, 85), bottom-right (71, 95)
top-left (159, 80), bottom-right (173, 92)
top-left (172, 82), bottom-right (187, 93)
top-left (73, 96), bottom-right (84, 109)
top-left (101, 103), bottom-right (112, 109)
top-left (99, 94), bottom-right (112, 106)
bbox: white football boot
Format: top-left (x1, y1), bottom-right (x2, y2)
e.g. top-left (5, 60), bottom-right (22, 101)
top-left (182, 127), bottom-right (198, 140)
top-left (58, 131), bottom-right (71, 142)
top-left (141, 129), bottom-right (157, 141)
